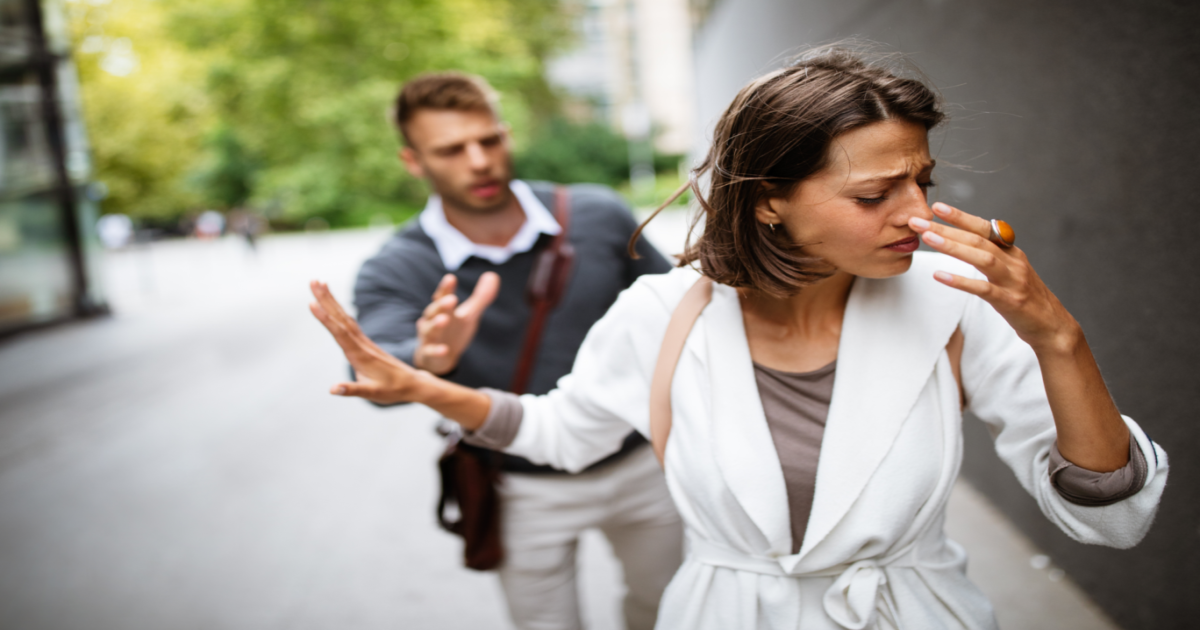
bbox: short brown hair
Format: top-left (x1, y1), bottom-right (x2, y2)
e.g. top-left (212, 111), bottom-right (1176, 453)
top-left (393, 72), bottom-right (500, 146)
top-left (634, 46), bottom-right (945, 297)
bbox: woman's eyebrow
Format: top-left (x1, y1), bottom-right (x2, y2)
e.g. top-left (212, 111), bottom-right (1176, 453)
top-left (849, 160), bottom-right (937, 185)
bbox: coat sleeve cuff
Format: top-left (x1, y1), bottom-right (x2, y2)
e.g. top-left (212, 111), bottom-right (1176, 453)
top-left (1048, 431), bottom-right (1149, 507)
top-left (461, 388), bottom-right (524, 450)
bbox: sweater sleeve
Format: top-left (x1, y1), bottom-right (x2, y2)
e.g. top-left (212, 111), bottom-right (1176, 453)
top-left (501, 270), bottom-right (687, 472)
top-left (352, 241), bottom-right (439, 367)
top-left (462, 389), bottom-right (524, 450)
top-left (959, 289), bottom-right (1168, 549)
top-left (1048, 435), bottom-right (1148, 506)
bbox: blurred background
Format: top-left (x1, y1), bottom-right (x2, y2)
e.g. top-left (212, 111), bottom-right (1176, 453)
top-left (0, 0), bottom-right (1197, 628)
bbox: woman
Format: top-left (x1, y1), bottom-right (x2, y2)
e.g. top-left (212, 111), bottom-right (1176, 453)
top-left (310, 48), bottom-right (1166, 629)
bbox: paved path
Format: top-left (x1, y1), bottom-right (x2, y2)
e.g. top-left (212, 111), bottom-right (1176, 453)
top-left (0, 217), bottom-right (1119, 629)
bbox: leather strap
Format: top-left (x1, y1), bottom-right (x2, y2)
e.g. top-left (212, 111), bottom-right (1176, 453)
top-left (649, 276), bottom-right (713, 466)
top-left (510, 187), bottom-right (574, 395)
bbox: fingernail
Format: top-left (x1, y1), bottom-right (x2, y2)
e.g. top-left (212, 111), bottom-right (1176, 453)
top-left (932, 203), bottom-right (950, 216)
top-left (923, 231), bottom-right (945, 246)
top-left (910, 217), bottom-right (931, 230)
top-left (934, 271), bottom-right (954, 283)
top-left (334, 385), bottom-right (346, 395)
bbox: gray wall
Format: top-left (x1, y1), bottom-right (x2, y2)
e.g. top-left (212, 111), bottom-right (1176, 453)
top-left (693, 1), bottom-right (1198, 627)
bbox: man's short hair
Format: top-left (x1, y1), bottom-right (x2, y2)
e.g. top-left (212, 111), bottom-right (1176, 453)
top-left (393, 72), bottom-right (500, 147)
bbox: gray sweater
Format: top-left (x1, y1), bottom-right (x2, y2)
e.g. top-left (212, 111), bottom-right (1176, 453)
top-left (353, 181), bottom-right (672, 471)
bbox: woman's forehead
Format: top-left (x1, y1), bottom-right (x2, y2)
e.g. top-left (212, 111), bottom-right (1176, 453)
top-left (825, 120), bottom-right (933, 182)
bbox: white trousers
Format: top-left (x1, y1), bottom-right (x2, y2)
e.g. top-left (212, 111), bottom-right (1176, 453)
top-left (496, 445), bottom-right (683, 630)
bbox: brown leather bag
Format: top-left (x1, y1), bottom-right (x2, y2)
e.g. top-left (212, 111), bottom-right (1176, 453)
top-left (436, 187), bottom-right (574, 571)
top-left (436, 429), bottom-right (503, 570)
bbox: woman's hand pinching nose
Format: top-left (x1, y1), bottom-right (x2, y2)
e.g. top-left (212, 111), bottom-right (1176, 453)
top-left (908, 217), bottom-right (931, 231)
top-left (908, 216), bottom-right (944, 245)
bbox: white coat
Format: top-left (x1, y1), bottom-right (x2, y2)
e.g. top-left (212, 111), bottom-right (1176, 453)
top-left (503, 252), bottom-right (1168, 629)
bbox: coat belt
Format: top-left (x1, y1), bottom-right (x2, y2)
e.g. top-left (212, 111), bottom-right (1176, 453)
top-left (687, 537), bottom-right (946, 630)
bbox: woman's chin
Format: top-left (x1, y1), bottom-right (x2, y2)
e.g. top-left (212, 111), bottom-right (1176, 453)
top-left (851, 255), bottom-right (915, 280)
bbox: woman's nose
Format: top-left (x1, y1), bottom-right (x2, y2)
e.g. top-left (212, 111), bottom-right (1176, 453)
top-left (898, 184), bottom-right (934, 224)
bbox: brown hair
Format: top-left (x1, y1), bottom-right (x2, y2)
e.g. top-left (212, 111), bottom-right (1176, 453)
top-left (633, 46), bottom-right (945, 297)
top-left (393, 72), bottom-right (500, 146)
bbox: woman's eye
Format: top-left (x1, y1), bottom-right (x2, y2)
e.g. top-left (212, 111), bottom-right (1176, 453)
top-left (919, 180), bottom-right (936, 190)
top-left (856, 195), bottom-right (888, 205)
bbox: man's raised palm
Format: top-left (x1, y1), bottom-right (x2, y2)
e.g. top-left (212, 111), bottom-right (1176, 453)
top-left (413, 272), bottom-right (501, 375)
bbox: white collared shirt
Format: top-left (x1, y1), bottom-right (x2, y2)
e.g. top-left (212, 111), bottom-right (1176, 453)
top-left (418, 180), bottom-right (562, 271)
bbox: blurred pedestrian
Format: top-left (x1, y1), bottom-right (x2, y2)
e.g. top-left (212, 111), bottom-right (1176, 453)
top-left (229, 209), bottom-right (265, 252)
top-left (351, 73), bottom-right (682, 630)
top-left (96, 213), bottom-right (133, 249)
top-left (314, 48), bottom-right (1167, 629)
top-left (195, 210), bottom-right (224, 240)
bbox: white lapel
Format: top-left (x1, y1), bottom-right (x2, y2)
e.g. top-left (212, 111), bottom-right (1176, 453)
top-left (798, 253), bottom-right (971, 557)
top-left (703, 281), bottom-right (793, 552)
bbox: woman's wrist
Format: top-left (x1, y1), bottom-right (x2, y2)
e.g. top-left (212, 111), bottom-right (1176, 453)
top-left (1028, 319), bottom-right (1085, 359)
top-left (406, 369), bottom-right (439, 402)
top-left (1030, 319), bottom-right (1131, 472)
top-left (410, 370), bottom-right (491, 431)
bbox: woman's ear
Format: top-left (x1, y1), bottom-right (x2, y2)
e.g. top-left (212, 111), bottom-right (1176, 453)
top-left (754, 181), bottom-right (783, 227)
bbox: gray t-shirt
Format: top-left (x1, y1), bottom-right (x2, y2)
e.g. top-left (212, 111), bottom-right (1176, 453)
top-left (753, 361), bottom-right (835, 555)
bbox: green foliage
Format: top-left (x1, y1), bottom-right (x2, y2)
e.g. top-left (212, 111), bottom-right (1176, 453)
top-left (513, 117), bottom-right (687, 193)
top-left (189, 125), bottom-right (257, 209)
top-left (616, 166), bottom-right (693, 209)
top-left (69, 0), bottom-right (212, 219)
top-left (514, 118), bottom-right (631, 187)
top-left (71, 0), bottom-right (570, 226)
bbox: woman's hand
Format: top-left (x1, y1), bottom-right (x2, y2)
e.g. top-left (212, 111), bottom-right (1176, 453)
top-left (308, 281), bottom-right (493, 430)
top-left (908, 203), bottom-right (1080, 354)
top-left (309, 280), bottom-right (426, 404)
top-left (908, 203), bottom-right (1131, 472)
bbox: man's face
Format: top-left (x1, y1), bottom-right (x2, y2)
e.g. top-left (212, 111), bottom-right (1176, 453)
top-left (401, 109), bottom-right (514, 214)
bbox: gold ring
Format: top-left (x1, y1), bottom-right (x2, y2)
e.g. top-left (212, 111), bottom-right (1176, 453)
top-left (988, 219), bottom-right (1015, 248)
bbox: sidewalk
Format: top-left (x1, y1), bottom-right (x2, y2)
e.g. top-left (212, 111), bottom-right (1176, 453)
top-left (0, 218), bottom-right (1118, 629)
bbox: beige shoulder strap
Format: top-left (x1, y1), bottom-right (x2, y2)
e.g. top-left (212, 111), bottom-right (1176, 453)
top-left (649, 276), bottom-right (713, 466)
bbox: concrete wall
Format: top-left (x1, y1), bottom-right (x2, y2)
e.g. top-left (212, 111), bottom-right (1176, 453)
top-left (692, 1), bottom-right (1199, 627)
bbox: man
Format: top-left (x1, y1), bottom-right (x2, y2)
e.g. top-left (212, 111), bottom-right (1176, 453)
top-left (353, 73), bottom-right (682, 630)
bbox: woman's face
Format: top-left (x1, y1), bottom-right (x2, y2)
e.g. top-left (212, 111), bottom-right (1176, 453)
top-left (760, 119), bottom-right (936, 280)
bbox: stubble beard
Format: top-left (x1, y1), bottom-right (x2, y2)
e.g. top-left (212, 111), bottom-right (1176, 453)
top-left (426, 157), bottom-right (515, 217)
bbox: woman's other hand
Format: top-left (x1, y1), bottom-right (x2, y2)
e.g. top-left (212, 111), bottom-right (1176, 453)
top-left (908, 203), bottom-right (1080, 354)
top-left (907, 204), bottom-right (1130, 472)
top-left (309, 280), bottom-right (426, 404)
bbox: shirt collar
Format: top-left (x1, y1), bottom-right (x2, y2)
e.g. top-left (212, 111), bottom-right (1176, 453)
top-left (418, 180), bottom-right (562, 271)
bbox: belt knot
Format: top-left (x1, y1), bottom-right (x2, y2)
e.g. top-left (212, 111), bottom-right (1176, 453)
top-left (822, 559), bottom-right (891, 629)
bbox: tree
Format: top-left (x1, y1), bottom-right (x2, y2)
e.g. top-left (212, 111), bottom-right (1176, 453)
top-left (68, 0), bottom-right (213, 220)
top-left (71, 0), bottom-right (570, 225)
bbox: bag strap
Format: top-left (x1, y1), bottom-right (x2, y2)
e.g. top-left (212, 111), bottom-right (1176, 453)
top-left (649, 276), bottom-right (713, 466)
top-left (510, 186), bottom-right (574, 395)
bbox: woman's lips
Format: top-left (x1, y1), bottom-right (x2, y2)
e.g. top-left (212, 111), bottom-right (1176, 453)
top-left (884, 235), bottom-right (920, 253)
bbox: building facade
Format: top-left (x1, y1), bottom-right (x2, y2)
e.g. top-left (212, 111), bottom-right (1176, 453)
top-left (547, 0), bottom-right (696, 156)
top-left (0, 0), bottom-right (105, 335)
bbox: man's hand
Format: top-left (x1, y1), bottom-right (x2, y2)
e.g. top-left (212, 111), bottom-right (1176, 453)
top-left (413, 272), bottom-right (501, 375)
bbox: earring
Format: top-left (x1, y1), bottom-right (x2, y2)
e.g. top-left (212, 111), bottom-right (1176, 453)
top-left (769, 223), bottom-right (776, 233)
